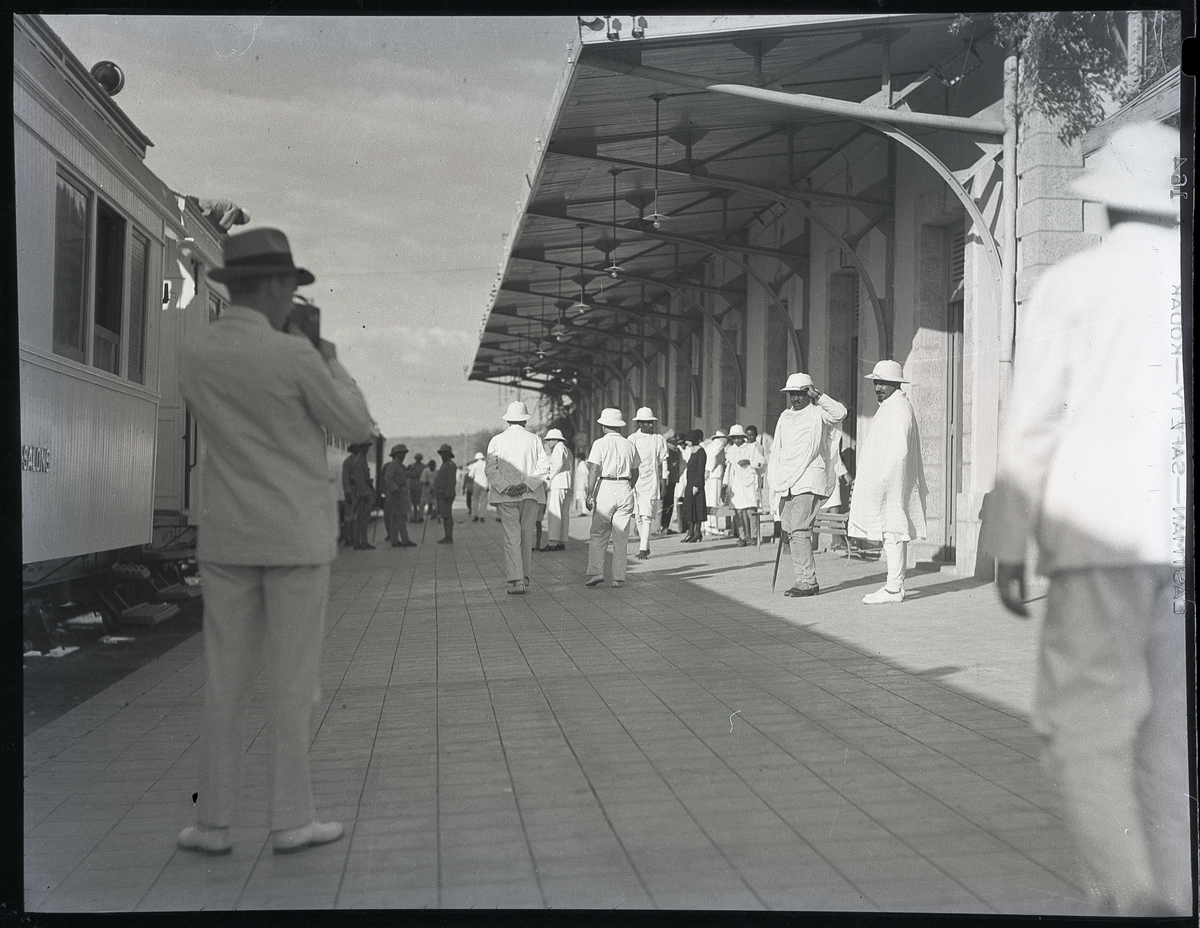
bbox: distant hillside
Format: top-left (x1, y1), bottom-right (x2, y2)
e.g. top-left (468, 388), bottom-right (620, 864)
top-left (380, 431), bottom-right (492, 462)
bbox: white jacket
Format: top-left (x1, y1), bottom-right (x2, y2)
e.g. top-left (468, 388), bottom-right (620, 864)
top-left (987, 222), bottom-right (1181, 572)
top-left (485, 425), bottom-right (550, 505)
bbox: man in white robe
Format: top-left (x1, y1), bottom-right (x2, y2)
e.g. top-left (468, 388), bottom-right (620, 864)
top-left (848, 360), bottom-right (927, 603)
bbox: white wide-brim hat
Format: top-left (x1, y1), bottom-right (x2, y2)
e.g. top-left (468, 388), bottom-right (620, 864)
top-left (503, 401), bottom-right (532, 422)
top-left (473, 452), bottom-right (485, 460)
top-left (713, 430), bottom-right (727, 439)
top-left (597, 407), bottom-right (626, 428)
top-left (726, 424), bottom-right (747, 438)
top-left (544, 428), bottom-right (565, 442)
top-left (865, 359), bottom-right (908, 383)
top-left (1069, 121), bottom-right (1179, 219)
top-left (780, 372), bottom-right (814, 392)
top-left (632, 406), bottom-right (657, 421)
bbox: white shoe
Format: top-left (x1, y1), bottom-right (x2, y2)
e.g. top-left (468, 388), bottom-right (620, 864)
top-left (177, 825), bottom-right (232, 855)
top-left (863, 586), bottom-right (904, 604)
top-left (272, 820), bottom-right (344, 854)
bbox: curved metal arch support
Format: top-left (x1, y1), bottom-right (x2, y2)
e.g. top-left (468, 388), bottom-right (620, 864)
top-left (669, 173), bottom-right (888, 372)
top-left (646, 227), bottom-right (803, 376)
top-left (545, 149), bottom-right (888, 371)
top-left (598, 285), bottom-right (743, 407)
top-left (582, 300), bottom-right (703, 412)
top-left (866, 121), bottom-right (1003, 285)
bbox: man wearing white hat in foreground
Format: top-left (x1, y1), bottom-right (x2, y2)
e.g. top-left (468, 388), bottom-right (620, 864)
top-left (985, 123), bottom-right (1188, 916)
top-left (627, 407), bottom-right (668, 559)
top-left (538, 429), bottom-right (573, 552)
top-left (178, 227), bottom-right (376, 855)
top-left (766, 373), bottom-right (847, 596)
top-left (848, 360), bottom-right (927, 603)
top-left (584, 408), bottom-right (641, 587)
top-left (486, 401), bottom-right (550, 594)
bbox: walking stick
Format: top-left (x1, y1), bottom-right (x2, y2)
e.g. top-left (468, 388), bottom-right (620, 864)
top-left (771, 527), bottom-right (784, 591)
top-left (421, 512), bottom-right (428, 545)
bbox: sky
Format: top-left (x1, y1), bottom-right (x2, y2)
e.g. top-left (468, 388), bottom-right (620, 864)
top-left (41, 14), bottom-right (580, 440)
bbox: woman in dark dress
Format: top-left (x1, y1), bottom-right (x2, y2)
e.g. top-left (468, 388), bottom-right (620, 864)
top-left (680, 429), bottom-right (707, 543)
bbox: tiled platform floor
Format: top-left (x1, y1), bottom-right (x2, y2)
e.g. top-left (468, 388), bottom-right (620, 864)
top-left (25, 510), bottom-right (1098, 913)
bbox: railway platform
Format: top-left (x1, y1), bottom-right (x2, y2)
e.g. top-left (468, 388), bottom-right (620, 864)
top-left (24, 507), bottom-right (1095, 914)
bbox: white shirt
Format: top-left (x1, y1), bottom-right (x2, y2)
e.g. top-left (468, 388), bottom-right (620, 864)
top-left (485, 424), bottom-right (550, 505)
top-left (546, 441), bottom-right (573, 490)
top-left (628, 430), bottom-right (668, 499)
top-left (465, 458), bottom-right (488, 488)
top-left (987, 222), bottom-right (1180, 571)
top-left (587, 432), bottom-right (640, 482)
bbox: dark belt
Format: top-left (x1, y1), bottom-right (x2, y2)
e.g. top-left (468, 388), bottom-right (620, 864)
top-left (600, 476), bottom-right (631, 481)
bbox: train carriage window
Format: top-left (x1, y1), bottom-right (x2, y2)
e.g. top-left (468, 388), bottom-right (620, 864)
top-left (92, 201), bottom-right (126, 375)
top-left (52, 174), bottom-right (89, 363)
top-left (127, 231), bottom-right (149, 384)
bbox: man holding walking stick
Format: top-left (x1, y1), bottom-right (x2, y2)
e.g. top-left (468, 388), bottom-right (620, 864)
top-left (765, 373), bottom-right (847, 596)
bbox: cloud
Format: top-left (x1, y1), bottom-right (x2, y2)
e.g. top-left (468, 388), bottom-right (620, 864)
top-left (40, 13), bottom-right (577, 434)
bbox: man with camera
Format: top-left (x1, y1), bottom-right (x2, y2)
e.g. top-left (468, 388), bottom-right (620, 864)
top-left (178, 227), bottom-right (377, 855)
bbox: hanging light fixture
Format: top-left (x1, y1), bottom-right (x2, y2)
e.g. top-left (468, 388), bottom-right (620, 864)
top-left (551, 266), bottom-right (572, 341)
top-left (648, 94), bottom-right (669, 229)
top-left (567, 224), bottom-right (590, 318)
top-left (604, 167), bottom-right (624, 278)
top-left (535, 296), bottom-right (549, 358)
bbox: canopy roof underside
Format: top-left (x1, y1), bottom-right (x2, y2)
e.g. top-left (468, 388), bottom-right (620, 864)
top-left (470, 13), bottom-right (997, 395)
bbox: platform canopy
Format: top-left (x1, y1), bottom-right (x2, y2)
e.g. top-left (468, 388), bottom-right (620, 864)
top-left (469, 13), bottom-right (1002, 399)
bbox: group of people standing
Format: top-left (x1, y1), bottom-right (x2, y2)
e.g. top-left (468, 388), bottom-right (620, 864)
top-left (340, 442), bottom-right (458, 549)
top-left (476, 359), bottom-right (927, 603)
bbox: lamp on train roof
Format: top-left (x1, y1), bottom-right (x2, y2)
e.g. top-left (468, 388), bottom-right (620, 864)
top-left (90, 60), bottom-right (125, 96)
top-left (604, 168), bottom-right (625, 279)
top-left (648, 94), bottom-right (669, 229)
top-left (567, 225), bottom-right (590, 319)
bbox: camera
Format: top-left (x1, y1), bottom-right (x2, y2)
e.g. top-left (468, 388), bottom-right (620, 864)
top-left (286, 296), bottom-right (321, 350)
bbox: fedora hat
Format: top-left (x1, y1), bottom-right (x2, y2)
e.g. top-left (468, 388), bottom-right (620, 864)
top-left (865, 359), bottom-right (908, 383)
top-left (1069, 122), bottom-right (1178, 219)
top-left (437, 444), bottom-right (454, 457)
top-left (503, 401), bottom-right (532, 422)
top-left (726, 424), bottom-right (747, 438)
top-left (208, 227), bottom-right (314, 285)
top-left (389, 443), bottom-right (407, 457)
top-left (544, 428), bottom-right (566, 442)
top-left (597, 408), bottom-right (626, 428)
top-left (713, 429), bottom-right (727, 439)
top-left (780, 372), bottom-right (814, 392)
top-left (632, 406), bottom-right (657, 421)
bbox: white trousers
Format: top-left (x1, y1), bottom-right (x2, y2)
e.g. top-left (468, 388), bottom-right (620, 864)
top-left (546, 486), bottom-right (571, 543)
top-left (195, 561), bottom-right (329, 831)
top-left (587, 481), bottom-right (634, 581)
top-left (883, 532), bottom-right (907, 591)
top-left (633, 490), bottom-right (659, 551)
top-left (470, 485), bottom-right (490, 519)
top-left (1035, 566), bottom-right (1190, 915)
top-left (496, 498), bottom-right (537, 582)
